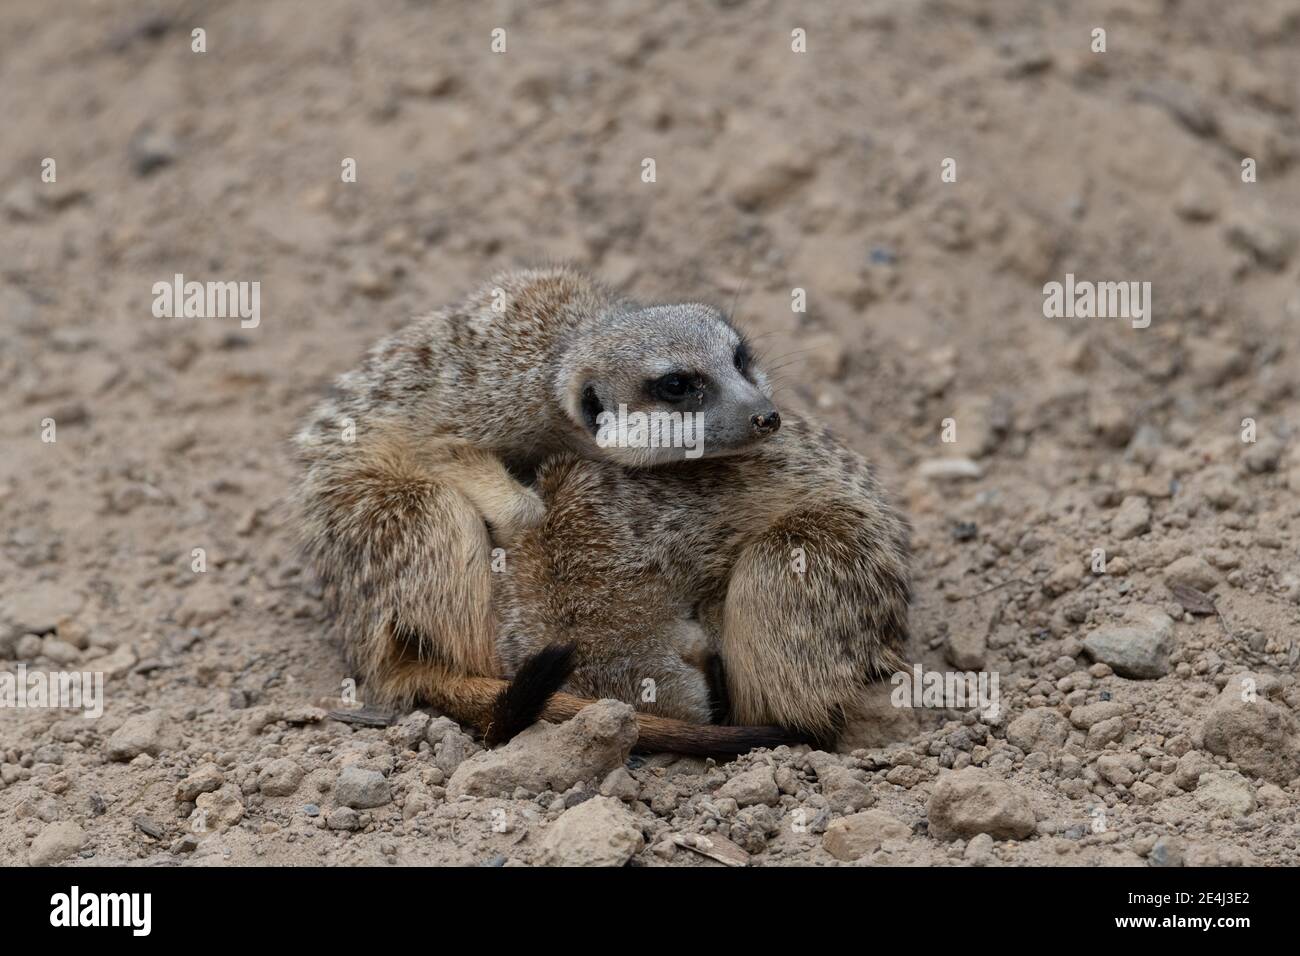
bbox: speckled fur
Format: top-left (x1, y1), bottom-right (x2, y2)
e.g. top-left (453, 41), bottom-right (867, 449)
top-left (292, 265), bottom-right (909, 747)
top-left (292, 268), bottom-right (621, 719)
top-left (497, 413), bottom-right (911, 741)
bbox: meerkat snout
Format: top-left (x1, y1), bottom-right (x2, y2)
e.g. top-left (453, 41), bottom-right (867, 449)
top-left (751, 409), bottom-right (781, 435)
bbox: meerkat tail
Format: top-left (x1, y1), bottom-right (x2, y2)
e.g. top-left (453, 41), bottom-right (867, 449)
top-left (384, 647), bottom-right (803, 755)
top-left (483, 643), bottom-right (579, 747)
top-left (375, 659), bottom-right (510, 728)
top-left (543, 692), bottom-right (806, 756)
top-left (487, 645), bottom-right (805, 754)
top-left (627, 713), bottom-right (807, 756)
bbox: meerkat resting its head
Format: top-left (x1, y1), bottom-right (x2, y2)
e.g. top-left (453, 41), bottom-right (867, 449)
top-left (293, 266), bottom-right (796, 751)
top-left (493, 413), bottom-right (911, 750)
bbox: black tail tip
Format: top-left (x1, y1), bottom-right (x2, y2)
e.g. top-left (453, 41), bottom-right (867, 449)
top-left (485, 643), bottom-right (577, 747)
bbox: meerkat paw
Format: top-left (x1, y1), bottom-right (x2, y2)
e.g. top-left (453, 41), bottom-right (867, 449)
top-left (435, 445), bottom-right (548, 546)
top-left (493, 485), bottom-right (546, 545)
top-left (513, 484), bottom-right (547, 529)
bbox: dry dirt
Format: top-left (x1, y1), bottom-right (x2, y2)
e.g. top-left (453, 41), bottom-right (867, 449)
top-left (2, 0), bottom-right (1299, 867)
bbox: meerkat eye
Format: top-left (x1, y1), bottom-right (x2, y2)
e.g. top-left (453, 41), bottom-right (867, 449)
top-left (733, 342), bottom-right (752, 374)
top-left (579, 385), bottom-right (605, 432)
top-left (651, 373), bottom-right (691, 403)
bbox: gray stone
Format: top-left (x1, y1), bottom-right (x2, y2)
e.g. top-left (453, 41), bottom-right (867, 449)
top-left (1201, 673), bottom-right (1300, 785)
top-left (424, 716), bottom-right (462, 744)
top-left (598, 767), bottom-right (640, 801)
top-left (95, 644), bottom-right (138, 678)
top-left (1244, 436), bottom-right (1284, 474)
top-left (40, 637), bottom-right (81, 665)
top-left (1006, 708), bottom-right (1070, 753)
top-left (28, 821), bottom-right (85, 866)
top-left (946, 628), bottom-right (987, 670)
top-left (432, 726), bottom-right (480, 777)
top-left (818, 765), bottom-right (873, 813)
top-left (327, 806), bottom-right (360, 831)
top-left (964, 832), bottom-right (995, 866)
top-left (170, 834), bottom-right (200, 855)
top-left (257, 758), bottom-right (305, 797)
top-left (718, 765), bottom-right (780, 808)
top-left (1174, 751), bottom-right (1216, 791)
top-left (1148, 836), bottom-right (1185, 867)
top-left (334, 766), bottom-right (391, 809)
top-left (1164, 556), bottom-right (1219, 593)
top-left (1069, 700), bottom-right (1131, 729)
top-left (1097, 753), bottom-right (1141, 787)
top-left (106, 710), bottom-right (175, 761)
top-left (927, 768), bottom-right (1035, 841)
top-left (1085, 716), bottom-right (1126, 749)
top-left (174, 763), bottom-right (224, 802)
top-left (192, 786), bottom-right (244, 832)
top-left (1195, 770), bottom-right (1256, 818)
top-left (822, 810), bottom-right (909, 861)
top-left (3, 583), bottom-right (85, 636)
top-left (15, 634), bottom-right (43, 660)
top-left (1082, 613), bottom-right (1172, 679)
top-left (385, 711), bottom-right (430, 750)
top-left (1112, 495), bottom-right (1151, 540)
top-left (538, 796), bottom-right (644, 866)
top-left (448, 700), bottom-right (637, 799)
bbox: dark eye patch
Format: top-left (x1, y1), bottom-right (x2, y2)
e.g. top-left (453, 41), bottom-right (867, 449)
top-left (650, 372), bottom-right (693, 403)
top-left (580, 385), bottom-right (604, 432)
top-left (733, 340), bottom-right (752, 375)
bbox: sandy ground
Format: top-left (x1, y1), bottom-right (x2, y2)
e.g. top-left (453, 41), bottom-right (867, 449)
top-left (2, 0), bottom-right (1299, 867)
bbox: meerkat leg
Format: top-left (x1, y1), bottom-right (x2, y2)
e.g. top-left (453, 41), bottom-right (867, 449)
top-left (297, 429), bottom-right (500, 712)
top-left (718, 505), bottom-right (909, 742)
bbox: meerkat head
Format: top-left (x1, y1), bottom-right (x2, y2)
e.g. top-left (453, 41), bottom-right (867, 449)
top-left (556, 302), bottom-right (780, 466)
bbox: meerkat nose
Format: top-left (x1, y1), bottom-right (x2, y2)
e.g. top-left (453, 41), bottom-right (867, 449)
top-left (750, 410), bottom-right (781, 436)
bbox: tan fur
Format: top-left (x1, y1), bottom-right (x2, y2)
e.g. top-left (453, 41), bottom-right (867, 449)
top-left (298, 425), bottom-right (499, 687)
top-left (292, 268), bottom-right (621, 712)
top-left (428, 443), bottom-right (546, 546)
top-left (293, 266), bottom-right (909, 749)
top-left (292, 267), bottom-right (765, 710)
top-left (496, 416), bottom-right (911, 742)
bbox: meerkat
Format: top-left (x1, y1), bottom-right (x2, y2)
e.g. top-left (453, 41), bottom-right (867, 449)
top-left (292, 265), bottom-right (793, 751)
top-left (493, 412), bottom-right (911, 749)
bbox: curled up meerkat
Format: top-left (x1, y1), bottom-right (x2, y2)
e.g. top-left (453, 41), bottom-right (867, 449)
top-left (292, 265), bottom-right (802, 752)
top-left (492, 412), bottom-right (911, 751)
